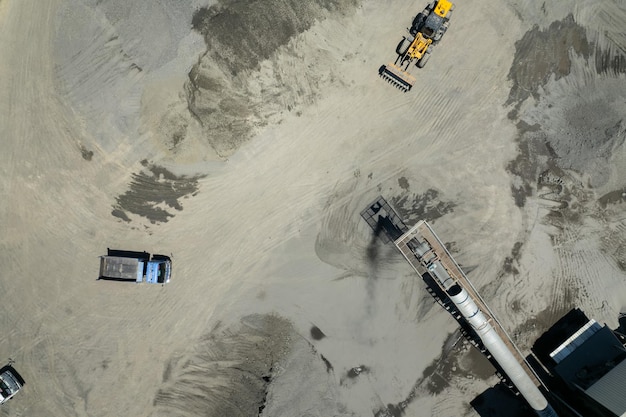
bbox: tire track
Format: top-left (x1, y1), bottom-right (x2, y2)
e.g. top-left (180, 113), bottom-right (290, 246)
top-left (553, 224), bottom-right (603, 318)
top-left (599, 219), bottom-right (626, 272)
top-left (54, 3), bottom-right (145, 155)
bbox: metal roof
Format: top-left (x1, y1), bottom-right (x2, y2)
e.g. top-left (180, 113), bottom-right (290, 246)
top-left (554, 326), bottom-right (626, 391)
top-left (586, 358), bottom-right (626, 417)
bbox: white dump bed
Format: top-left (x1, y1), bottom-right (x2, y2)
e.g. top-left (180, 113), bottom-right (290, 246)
top-left (99, 256), bottom-right (144, 282)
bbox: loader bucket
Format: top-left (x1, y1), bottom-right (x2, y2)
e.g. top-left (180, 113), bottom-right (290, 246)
top-left (378, 64), bottom-right (416, 92)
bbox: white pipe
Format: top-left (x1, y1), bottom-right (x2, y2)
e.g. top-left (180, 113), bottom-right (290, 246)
top-left (447, 285), bottom-right (558, 417)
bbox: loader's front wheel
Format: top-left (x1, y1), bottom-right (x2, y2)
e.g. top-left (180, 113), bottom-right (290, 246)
top-left (417, 53), bottom-right (430, 68)
top-left (396, 37), bottom-right (411, 55)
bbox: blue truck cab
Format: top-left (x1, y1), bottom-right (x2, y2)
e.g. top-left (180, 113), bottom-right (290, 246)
top-left (99, 249), bottom-right (171, 284)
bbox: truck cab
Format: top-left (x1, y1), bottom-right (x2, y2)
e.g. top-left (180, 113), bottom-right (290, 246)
top-left (0, 365), bottom-right (25, 405)
top-left (145, 255), bottom-right (172, 284)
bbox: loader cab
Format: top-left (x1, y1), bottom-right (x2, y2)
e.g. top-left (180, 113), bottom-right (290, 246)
top-left (422, 13), bottom-right (445, 39)
top-left (410, 0), bottom-right (453, 41)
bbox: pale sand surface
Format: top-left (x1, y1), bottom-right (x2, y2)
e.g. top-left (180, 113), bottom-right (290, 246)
top-left (0, 0), bottom-right (625, 416)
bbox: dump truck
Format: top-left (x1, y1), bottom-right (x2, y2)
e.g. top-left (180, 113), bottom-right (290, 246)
top-left (98, 249), bottom-right (172, 284)
top-left (379, 0), bottom-right (454, 92)
top-left (0, 364), bottom-right (25, 405)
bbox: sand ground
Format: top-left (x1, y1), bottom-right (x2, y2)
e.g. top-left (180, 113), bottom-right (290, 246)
top-left (0, 0), bottom-right (625, 416)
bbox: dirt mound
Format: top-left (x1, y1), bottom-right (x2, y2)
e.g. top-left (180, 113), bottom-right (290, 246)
top-left (186, 0), bottom-right (359, 157)
top-left (151, 314), bottom-right (295, 417)
top-left (506, 15), bottom-right (590, 109)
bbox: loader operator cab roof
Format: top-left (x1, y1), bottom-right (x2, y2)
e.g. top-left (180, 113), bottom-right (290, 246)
top-left (422, 13), bottom-right (444, 39)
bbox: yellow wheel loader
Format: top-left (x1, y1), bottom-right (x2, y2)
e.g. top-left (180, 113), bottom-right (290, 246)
top-left (379, 0), bottom-right (454, 92)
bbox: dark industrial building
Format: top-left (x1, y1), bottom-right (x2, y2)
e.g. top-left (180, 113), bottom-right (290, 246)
top-left (532, 308), bottom-right (626, 417)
